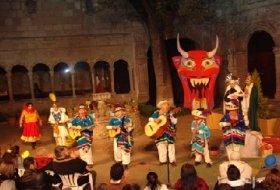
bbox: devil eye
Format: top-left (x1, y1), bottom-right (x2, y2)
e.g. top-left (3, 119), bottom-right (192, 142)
top-left (202, 59), bottom-right (215, 69)
top-left (182, 59), bottom-right (196, 69)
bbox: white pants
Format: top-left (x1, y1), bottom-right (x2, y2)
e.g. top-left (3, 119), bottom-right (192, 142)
top-left (56, 137), bottom-right (66, 146)
top-left (114, 138), bottom-right (131, 165)
top-left (156, 141), bottom-right (175, 163)
top-left (226, 144), bottom-right (242, 160)
top-left (194, 142), bottom-right (212, 163)
top-left (54, 125), bottom-right (68, 146)
top-left (79, 146), bottom-right (93, 165)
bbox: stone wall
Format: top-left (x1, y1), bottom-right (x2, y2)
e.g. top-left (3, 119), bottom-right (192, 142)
top-left (0, 0), bottom-right (150, 111)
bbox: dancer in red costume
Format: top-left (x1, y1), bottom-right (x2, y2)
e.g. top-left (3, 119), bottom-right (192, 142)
top-left (19, 102), bottom-right (42, 149)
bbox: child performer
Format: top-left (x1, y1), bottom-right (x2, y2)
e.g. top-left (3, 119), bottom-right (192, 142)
top-left (48, 103), bottom-right (69, 146)
top-left (191, 109), bottom-right (212, 167)
top-left (106, 105), bottom-right (134, 169)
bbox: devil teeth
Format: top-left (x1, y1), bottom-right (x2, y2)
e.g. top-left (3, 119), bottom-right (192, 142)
top-left (189, 78), bottom-right (209, 87)
top-left (190, 79), bottom-right (195, 87)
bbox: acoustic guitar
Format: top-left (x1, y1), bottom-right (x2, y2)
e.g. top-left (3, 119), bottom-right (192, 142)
top-left (145, 107), bottom-right (181, 139)
top-left (69, 125), bottom-right (93, 139)
top-left (108, 127), bottom-right (121, 138)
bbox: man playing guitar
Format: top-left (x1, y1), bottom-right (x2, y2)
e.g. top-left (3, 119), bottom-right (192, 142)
top-left (106, 105), bottom-right (134, 169)
top-left (149, 100), bottom-right (178, 166)
top-left (70, 104), bottom-right (94, 165)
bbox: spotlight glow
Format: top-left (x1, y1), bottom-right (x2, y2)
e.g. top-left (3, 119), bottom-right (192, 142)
top-left (64, 68), bottom-right (70, 73)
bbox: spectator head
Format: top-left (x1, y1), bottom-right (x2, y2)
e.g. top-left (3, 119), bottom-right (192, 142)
top-left (270, 168), bottom-right (280, 176)
top-left (146, 171), bottom-right (161, 187)
top-left (0, 160), bottom-right (15, 178)
top-left (263, 173), bottom-right (280, 190)
top-left (9, 146), bottom-right (19, 156)
top-left (54, 146), bottom-right (69, 159)
top-left (2, 146), bottom-right (20, 167)
top-left (110, 163), bottom-right (124, 182)
top-left (23, 157), bottom-right (36, 170)
top-left (96, 183), bottom-right (108, 190)
top-left (227, 164), bottom-right (241, 181)
top-left (230, 151), bottom-right (241, 161)
top-left (264, 154), bottom-right (278, 168)
top-left (180, 163), bottom-right (198, 190)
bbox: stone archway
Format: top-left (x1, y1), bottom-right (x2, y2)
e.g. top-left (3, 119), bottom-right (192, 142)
top-left (248, 30), bottom-right (276, 98)
top-left (54, 62), bottom-right (72, 96)
top-left (0, 67), bottom-right (8, 101)
top-left (114, 60), bottom-right (130, 94)
top-left (74, 62), bottom-right (92, 95)
top-left (94, 61), bottom-right (111, 93)
top-left (11, 65), bottom-right (30, 100)
top-left (33, 63), bottom-right (51, 98)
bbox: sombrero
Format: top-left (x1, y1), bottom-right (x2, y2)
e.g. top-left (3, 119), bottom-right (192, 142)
top-left (157, 100), bottom-right (169, 108)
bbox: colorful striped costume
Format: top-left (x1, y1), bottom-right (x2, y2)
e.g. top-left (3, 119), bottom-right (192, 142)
top-left (149, 110), bottom-right (177, 163)
top-left (150, 111), bottom-right (176, 144)
top-left (191, 121), bottom-right (210, 155)
top-left (220, 114), bottom-right (246, 147)
top-left (71, 114), bottom-right (94, 149)
top-left (108, 117), bottom-right (134, 153)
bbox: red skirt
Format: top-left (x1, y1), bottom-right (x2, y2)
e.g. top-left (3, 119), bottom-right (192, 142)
top-left (21, 122), bottom-right (41, 142)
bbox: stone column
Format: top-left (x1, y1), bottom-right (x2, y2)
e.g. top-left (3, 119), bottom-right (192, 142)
top-left (6, 70), bottom-right (14, 101)
top-left (71, 71), bottom-right (76, 97)
top-left (273, 47), bottom-right (280, 99)
top-left (90, 67), bottom-right (95, 93)
top-left (49, 69), bottom-right (55, 92)
top-left (28, 71), bottom-right (35, 100)
top-left (128, 65), bottom-right (134, 93)
top-left (110, 64), bottom-right (115, 94)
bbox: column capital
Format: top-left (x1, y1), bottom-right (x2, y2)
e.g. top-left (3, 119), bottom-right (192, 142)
top-left (27, 71), bottom-right (33, 77)
top-left (273, 46), bottom-right (280, 54)
top-left (5, 70), bottom-right (12, 78)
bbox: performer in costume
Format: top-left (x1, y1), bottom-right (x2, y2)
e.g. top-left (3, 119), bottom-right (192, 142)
top-left (242, 73), bottom-right (260, 131)
top-left (70, 104), bottom-right (94, 165)
top-left (224, 73), bottom-right (244, 114)
top-left (106, 106), bottom-right (134, 168)
top-left (191, 110), bottom-right (212, 167)
top-left (19, 102), bottom-right (42, 149)
top-left (48, 103), bottom-right (69, 146)
top-left (149, 100), bottom-right (177, 166)
top-left (220, 100), bottom-right (246, 160)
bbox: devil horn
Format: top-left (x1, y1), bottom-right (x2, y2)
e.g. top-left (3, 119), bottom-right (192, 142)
top-left (207, 35), bottom-right (219, 58)
top-left (177, 33), bottom-right (189, 58)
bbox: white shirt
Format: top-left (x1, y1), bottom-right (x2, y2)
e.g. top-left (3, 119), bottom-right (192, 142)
top-left (144, 184), bottom-right (168, 190)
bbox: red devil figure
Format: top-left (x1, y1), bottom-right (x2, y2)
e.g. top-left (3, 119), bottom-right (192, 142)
top-left (172, 34), bottom-right (221, 110)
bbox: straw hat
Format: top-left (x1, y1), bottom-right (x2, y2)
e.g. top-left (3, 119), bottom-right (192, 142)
top-left (191, 110), bottom-right (206, 119)
top-left (157, 100), bottom-right (169, 108)
top-left (225, 100), bottom-right (238, 111)
top-left (78, 104), bottom-right (86, 109)
top-left (114, 105), bottom-right (126, 113)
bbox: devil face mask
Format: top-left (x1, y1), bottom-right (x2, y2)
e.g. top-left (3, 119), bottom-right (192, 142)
top-left (172, 34), bottom-right (221, 110)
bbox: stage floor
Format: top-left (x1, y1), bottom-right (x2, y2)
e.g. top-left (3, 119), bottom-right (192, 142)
top-left (0, 115), bottom-right (274, 189)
